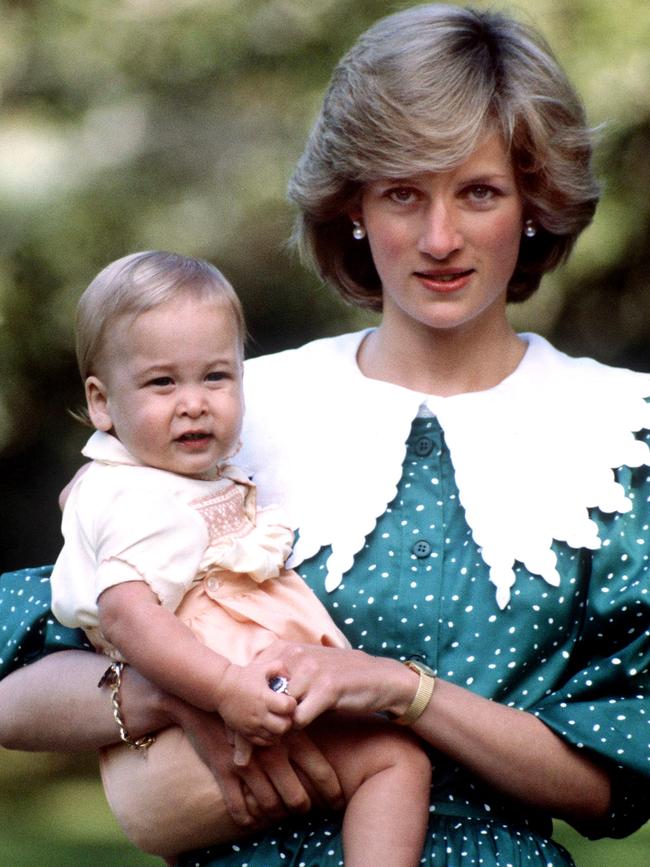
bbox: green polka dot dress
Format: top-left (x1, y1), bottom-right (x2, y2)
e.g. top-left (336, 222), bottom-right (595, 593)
top-left (3, 416), bottom-right (647, 866)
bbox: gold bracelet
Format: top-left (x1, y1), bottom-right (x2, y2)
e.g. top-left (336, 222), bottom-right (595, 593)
top-left (394, 659), bottom-right (436, 726)
top-left (98, 661), bottom-right (156, 750)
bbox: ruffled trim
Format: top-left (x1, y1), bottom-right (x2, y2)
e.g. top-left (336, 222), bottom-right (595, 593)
top-left (240, 332), bottom-right (650, 608)
top-left (241, 330), bottom-right (424, 592)
top-left (198, 505), bottom-right (295, 583)
top-left (434, 337), bottom-right (650, 607)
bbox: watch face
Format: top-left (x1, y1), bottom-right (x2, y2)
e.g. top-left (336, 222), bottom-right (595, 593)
top-left (406, 659), bottom-right (436, 677)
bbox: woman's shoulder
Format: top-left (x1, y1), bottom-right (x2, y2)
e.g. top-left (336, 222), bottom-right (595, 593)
top-left (520, 332), bottom-right (650, 390)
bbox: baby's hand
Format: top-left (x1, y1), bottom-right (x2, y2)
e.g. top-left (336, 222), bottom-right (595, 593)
top-left (224, 726), bottom-right (254, 766)
top-left (233, 732), bottom-right (253, 767)
top-left (216, 661), bottom-right (296, 746)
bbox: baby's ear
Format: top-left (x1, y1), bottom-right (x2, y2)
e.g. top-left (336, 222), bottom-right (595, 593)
top-left (85, 376), bottom-right (113, 431)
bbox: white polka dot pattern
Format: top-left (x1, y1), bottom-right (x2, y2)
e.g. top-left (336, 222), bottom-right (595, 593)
top-left (2, 419), bottom-right (648, 865)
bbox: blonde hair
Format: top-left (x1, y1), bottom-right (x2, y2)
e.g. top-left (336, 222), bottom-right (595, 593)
top-left (289, 3), bottom-right (600, 309)
top-left (76, 251), bottom-right (246, 382)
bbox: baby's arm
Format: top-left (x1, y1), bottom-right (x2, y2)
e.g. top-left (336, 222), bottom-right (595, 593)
top-left (98, 580), bottom-right (295, 745)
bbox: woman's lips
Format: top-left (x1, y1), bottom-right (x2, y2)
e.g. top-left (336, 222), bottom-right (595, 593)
top-left (414, 269), bottom-right (474, 293)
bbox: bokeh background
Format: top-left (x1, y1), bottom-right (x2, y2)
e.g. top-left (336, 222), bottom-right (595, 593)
top-left (0, 0), bottom-right (648, 864)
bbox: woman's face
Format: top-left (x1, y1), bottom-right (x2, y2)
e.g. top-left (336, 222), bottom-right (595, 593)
top-left (357, 133), bottom-right (524, 337)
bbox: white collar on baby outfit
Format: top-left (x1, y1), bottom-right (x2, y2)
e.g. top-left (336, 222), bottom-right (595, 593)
top-left (81, 430), bottom-right (252, 489)
top-left (82, 430), bottom-right (141, 465)
top-left (241, 331), bottom-right (650, 608)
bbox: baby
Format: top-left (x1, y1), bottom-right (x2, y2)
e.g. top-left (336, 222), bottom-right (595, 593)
top-left (50, 251), bottom-right (431, 864)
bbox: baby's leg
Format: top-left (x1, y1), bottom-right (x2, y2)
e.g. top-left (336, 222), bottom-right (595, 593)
top-left (309, 714), bottom-right (431, 867)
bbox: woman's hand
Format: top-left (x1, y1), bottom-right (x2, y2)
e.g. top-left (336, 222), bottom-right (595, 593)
top-left (254, 729), bottom-right (346, 814)
top-left (171, 697), bottom-right (344, 827)
top-left (253, 641), bottom-right (417, 728)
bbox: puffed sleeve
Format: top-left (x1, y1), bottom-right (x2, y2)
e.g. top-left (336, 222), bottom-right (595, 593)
top-left (533, 437), bottom-right (650, 838)
top-left (93, 487), bottom-right (209, 611)
top-left (52, 482), bottom-right (211, 630)
top-left (0, 566), bottom-right (91, 679)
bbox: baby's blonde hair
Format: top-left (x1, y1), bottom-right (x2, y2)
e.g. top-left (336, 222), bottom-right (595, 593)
top-left (76, 251), bottom-right (246, 382)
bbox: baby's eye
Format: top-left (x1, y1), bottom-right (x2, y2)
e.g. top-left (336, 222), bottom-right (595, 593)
top-left (147, 376), bottom-right (174, 388)
top-left (206, 371), bottom-right (227, 382)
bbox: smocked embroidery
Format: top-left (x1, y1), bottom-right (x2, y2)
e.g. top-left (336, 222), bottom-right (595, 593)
top-left (191, 484), bottom-right (250, 544)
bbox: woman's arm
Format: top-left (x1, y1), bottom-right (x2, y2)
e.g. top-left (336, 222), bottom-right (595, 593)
top-left (0, 650), bottom-right (170, 751)
top-left (255, 641), bottom-right (612, 828)
top-left (0, 647), bottom-right (344, 829)
top-left (410, 677), bottom-right (611, 827)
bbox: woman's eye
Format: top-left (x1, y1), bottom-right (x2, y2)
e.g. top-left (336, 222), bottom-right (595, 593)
top-left (466, 185), bottom-right (497, 202)
top-left (388, 187), bottom-right (416, 204)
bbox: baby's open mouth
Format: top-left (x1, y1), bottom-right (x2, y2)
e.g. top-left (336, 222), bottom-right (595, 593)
top-left (177, 432), bottom-right (211, 442)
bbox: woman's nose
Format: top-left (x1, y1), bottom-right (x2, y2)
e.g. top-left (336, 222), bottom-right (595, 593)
top-left (417, 201), bottom-right (463, 260)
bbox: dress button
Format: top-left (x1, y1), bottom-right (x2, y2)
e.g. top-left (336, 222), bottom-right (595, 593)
top-left (412, 540), bottom-right (432, 558)
top-left (414, 436), bottom-right (433, 456)
top-left (206, 577), bottom-right (219, 590)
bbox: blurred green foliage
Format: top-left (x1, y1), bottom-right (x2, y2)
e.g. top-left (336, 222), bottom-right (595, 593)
top-left (0, 1), bottom-right (649, 864)
top-left (0, 0), bottom-right (649, 570)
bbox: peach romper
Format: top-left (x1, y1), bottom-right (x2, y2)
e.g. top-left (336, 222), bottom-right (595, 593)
top-left (50, 430), bottom-right (348, 857)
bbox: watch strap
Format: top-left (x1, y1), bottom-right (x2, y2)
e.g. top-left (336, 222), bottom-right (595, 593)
top-left (394, 660), bottom-right (436, 726)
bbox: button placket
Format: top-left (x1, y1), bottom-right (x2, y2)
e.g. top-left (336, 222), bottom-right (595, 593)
top-left (401, 421), bottom-right (445, 670)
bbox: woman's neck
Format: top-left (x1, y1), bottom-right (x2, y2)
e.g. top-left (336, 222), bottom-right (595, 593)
top-left (357, 317), bottom-right (526, 397)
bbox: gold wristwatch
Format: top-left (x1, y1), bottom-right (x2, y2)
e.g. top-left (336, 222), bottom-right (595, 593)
top-left (394, 659), bottom-right (436, 726)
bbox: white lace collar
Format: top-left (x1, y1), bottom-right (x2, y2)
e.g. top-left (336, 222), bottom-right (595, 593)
top-left (241, 331), bottom-right (650, 608)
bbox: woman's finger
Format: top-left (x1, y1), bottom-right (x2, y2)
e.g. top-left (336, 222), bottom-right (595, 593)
top-left (282, 728), bottom-right (345, 811)
top-left (288, 682), bottom-right (338, 728)
top-left (242, 787), bottom-right (265, 822)
top-left (254, 743), bottom-right (312, 814)
top-left (216, 768), bottom-right (258, 827)
top-left (235, 759), bottom-right (288, 820)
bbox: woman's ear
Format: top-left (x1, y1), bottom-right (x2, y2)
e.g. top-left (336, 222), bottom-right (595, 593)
top-left (85, 376), bottom-right (113, 431)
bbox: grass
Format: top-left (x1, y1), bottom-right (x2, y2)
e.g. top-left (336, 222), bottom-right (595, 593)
top-left (554, 821), bottom-right (650, 867)
top-left (1, 749), bottom-right (648, 865)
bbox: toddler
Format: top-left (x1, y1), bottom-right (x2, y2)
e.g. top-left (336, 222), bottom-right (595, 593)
top-left (51, 251), bottom-right (431, 864)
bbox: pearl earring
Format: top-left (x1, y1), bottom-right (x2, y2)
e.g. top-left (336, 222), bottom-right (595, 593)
top-left (524, 219), bottom-right (537, 238)
top-left (352, 220), bottom-right (366, 240)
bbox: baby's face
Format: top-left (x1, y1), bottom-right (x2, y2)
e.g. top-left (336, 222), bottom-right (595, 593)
top-left (89, 296), bottom-right (244, 478)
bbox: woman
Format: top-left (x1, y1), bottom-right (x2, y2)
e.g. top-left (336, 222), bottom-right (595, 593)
top-left (1, 5), bottom-right (648, 866)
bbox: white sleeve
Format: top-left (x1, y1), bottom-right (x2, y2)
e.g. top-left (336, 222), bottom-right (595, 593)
top-left (52, 474), bottom-right (209, 630)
